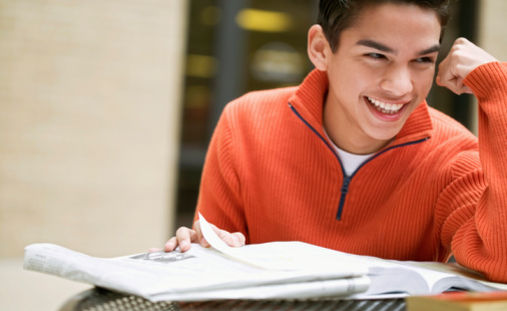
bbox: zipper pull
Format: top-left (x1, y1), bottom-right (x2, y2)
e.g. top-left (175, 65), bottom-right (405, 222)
top-left (336, 176), bottom-right (351, 220)
top-left (341, 176), bottom-right (350, 194)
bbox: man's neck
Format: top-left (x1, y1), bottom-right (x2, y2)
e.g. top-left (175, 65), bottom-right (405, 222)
top-left (323, 100), bottom-right (390, 155)
top-left (325, 127), bottom-right (389, 154)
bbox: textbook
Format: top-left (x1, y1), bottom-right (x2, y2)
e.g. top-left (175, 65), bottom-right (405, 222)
top-left (23, 215), bottom-right (507, 302)
top-left (406, 291), bottom-right (507, 311)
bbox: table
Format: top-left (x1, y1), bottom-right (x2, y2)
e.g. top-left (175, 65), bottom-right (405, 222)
top-left (59, 287), bottom-right (407, 311)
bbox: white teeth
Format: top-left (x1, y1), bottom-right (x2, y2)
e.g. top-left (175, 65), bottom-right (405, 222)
top-left (367, 97), bottom-right (403, 114)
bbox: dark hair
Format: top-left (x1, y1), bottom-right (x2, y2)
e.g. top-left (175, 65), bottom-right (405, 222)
top-left (318, 0), bottom-right (451, 51)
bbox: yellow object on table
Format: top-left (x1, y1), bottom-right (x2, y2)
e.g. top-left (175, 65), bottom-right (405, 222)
top-left (406, 291), bottom-right (507, 311)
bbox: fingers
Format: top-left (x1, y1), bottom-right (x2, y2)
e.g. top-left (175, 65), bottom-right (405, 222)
top-left (435, 71), bottom-right (472, 95)
top-left (163, 222), bottom-right (246, 253)
top-left (436, 37), bottom-right (497, 95)
top-left (214, 226), bottom-right (246, 247)
top-left (231, 232), bottom-right (246, 247)
top-left (164, 236), bottom-right (179, 252)
top-left (164, 226), bottom-right (199, 252)
top-left (193, 221), bottom-right (210, 248)
top-left (436, 40), bottom-right (468, 95)
top-left (176, 226), bottom-right (198, 252)
top-left (195, 221), bottom-right (245, 247)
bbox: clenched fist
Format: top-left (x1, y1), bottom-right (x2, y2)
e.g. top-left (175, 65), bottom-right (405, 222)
top-left (436, 37), bottom-right (498, 95)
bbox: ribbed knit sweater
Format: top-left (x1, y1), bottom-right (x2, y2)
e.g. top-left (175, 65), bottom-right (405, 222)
top-left (195, 62), bottom-right (507, 282)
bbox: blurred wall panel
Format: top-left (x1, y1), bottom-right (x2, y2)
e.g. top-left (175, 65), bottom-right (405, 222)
top-left (469, 0), bottom-right (507, 134)
top-left (479, 0), bottom-right (507, 60)
top-left (0, 0), bottom-right (187, 256)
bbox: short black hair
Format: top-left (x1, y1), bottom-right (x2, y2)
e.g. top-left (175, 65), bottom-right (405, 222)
top-left (318, 0), bottom-right (451, 51)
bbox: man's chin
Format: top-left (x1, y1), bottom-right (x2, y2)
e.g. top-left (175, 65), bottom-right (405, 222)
top-left (366, 126), bottom-right (403, 145)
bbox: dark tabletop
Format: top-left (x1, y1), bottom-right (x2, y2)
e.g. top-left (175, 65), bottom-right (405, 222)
top-left (59, 287), bottom-right (407, 311)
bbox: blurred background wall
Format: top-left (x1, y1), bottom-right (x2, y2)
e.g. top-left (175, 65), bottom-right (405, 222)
top-left (0, 0), bottom-right (187, 310)
top-left (479, 1), bottom-right (507, 64)
top-left (0, 0), bottom-right (187, 257)
top-left (0, 0), bottom-right (505, 310)
top-left (475, 0), bottom-right (507, 133)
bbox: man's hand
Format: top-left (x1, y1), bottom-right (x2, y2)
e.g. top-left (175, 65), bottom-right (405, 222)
top-left (163, 221), bottom-right (246, 252)
top-left (436, 37), bottom-right (498, 95)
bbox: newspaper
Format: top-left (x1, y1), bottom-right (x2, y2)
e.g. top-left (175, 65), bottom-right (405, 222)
top-left (23, 215), bottom-right (371, 301)
top-left (23, 215), bottom-right (507, 302)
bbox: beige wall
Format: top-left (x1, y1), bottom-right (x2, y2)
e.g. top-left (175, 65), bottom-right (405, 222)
top-left (469, 0), bottom-right (507, 134)
top-left (479, 0), bottom-right (507, 60)
top-left (0, 0), bottom-right (187, 257)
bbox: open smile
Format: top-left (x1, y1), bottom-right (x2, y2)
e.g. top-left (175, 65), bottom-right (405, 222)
top-left (363, 96), bottom-right (412, 122)
top-left (365, 96), bottom-right (407, 115)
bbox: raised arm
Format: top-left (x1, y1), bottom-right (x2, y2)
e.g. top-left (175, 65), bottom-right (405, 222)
top-left (436, 38), bottom-right (507, 282)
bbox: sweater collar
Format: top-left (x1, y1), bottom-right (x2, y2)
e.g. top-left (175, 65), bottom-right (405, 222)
top-left (288, 69), bottom-right (434, 147)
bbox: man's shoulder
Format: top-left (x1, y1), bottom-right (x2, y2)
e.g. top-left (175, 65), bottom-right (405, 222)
top-left (225, 86), bottom-right (298, 115)
top-left (427, 106), bottom-right (477, 142)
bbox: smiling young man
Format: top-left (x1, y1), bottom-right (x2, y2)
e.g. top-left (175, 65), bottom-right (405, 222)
top-left (164, 0), bottom-right (507, 282)
top-left (315, 3), bottom-right (442, 154)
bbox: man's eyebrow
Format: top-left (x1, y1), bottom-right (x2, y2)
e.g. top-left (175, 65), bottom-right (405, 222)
top-left (356, 39), bottom-right (394, 53)
top-left (356, 39), bottom-right (441, 56)
top-left (417, 44), bottom-right (441, 55)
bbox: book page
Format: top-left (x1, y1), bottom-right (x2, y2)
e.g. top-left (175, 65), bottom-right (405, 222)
top-left (395, 261), bottom-right (505, 293)
top-left (198, 213), bottom-right (368, 274)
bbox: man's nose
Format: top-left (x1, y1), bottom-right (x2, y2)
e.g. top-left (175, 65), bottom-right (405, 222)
top-left (379, 66), bottom-right (413, 97)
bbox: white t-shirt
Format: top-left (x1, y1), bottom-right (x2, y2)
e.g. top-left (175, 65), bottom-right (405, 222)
top-left (324, 131), bottom-right (374, 176)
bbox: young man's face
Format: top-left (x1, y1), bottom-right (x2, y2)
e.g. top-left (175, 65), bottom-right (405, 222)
top-left (323, 3), bottom-right (441, 153)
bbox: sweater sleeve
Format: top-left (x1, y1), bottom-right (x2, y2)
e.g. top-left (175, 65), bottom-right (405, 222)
top-left (193, 103), bottom-right (248, 238)
top-left (440, 62), bottom-right (507, 282)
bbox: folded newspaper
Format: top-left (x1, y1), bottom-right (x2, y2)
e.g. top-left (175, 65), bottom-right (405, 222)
top-left (23, 215), bottom-right (507, 302)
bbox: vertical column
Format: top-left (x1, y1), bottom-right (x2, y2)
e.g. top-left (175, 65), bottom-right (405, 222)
top-left (209, 0), bottom-right (249, 135)
top-left (473, 0), bottom-right (507, 134)
top-left (0, 0), bottom-right (187, 256)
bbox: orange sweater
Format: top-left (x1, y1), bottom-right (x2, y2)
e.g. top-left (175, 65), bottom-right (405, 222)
top-left (195, 62), bottom-right (507, 282)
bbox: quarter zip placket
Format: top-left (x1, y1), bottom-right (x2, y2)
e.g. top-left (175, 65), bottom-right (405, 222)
top-left (289, 103), bottom-right (429, 220)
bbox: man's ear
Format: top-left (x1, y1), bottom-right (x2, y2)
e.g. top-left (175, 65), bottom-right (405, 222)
top-left (307, 24), bottom-right (331, 71)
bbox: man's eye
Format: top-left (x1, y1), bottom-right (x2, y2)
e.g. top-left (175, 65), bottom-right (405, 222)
top-left (366, 53), bottom-right (386, 60)
top-left (414, 57), bottom-right (435, 64)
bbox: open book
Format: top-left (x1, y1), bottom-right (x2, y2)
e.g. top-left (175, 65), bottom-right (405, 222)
top-left (23, 215), bottom-right (507, 302)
